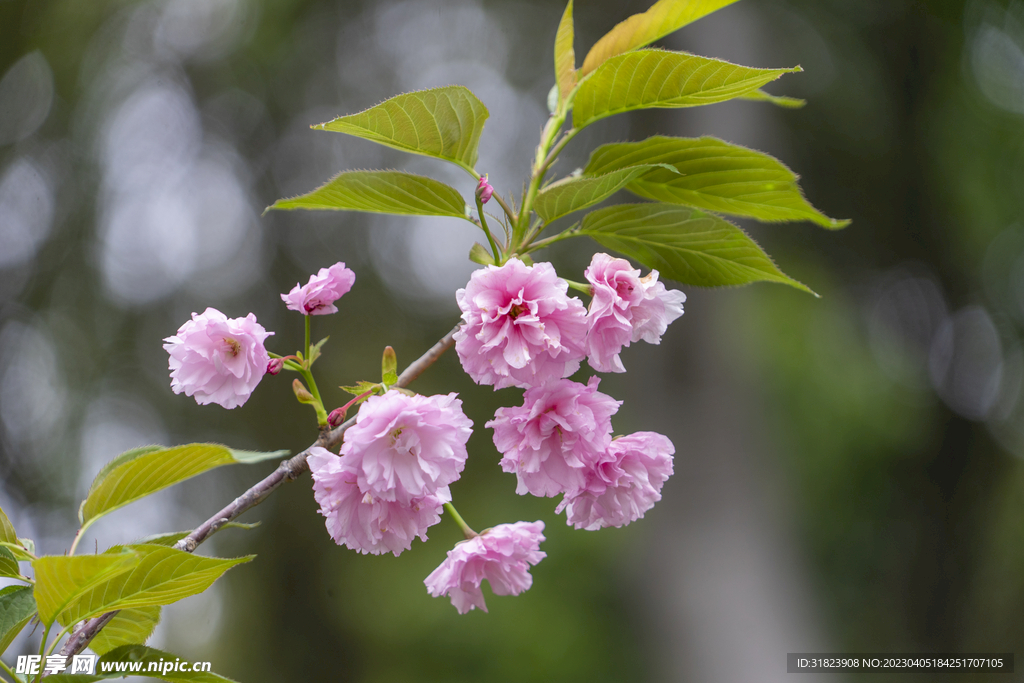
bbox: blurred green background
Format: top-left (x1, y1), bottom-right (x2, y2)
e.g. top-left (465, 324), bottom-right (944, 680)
top-left (2, 0), bottom-right (1024, 680)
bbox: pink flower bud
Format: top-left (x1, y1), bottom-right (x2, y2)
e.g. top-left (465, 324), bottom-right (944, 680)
top-left (267, 358), bottom-right (284, 375)
top-left (475, 175), bottom-right (494, 204)
top-left (328, 406), bottom-right (347, 428)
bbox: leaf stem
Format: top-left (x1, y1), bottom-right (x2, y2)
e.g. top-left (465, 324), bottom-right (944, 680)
top-left (443, 503), bottom-right (477, 539)
top-left (304, 316), bottom-right (311, 364)
top-left (564, 278), bottom-right (592, 296)
top-left (299, 367), bottom-right (329, 428)
top-left (517, 112), bottom-right (567, 244)
top-left (67, 528), bottom-right (84, 556)
top-left (476, 195), bottom-right (502, 264)
top-left (0, 659), bottom-right (17, 683)
top-left (491, 192), bottom-right (517, 225)
top-left (523, 223), bottom-right (580, 254)
top-left (540, 127), bottom-right (580, 176)
top-left (34, 622), bottom-right (52, 683)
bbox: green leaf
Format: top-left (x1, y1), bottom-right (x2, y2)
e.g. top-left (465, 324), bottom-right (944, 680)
top-left (534, 164), bottom-right (674, 223)
top-left (0, 585), bottom-right (36, 655)
top-left (469, 242), bottom-right (496, 265)
top-left (33, 551), bottom-right (140, 626)
top-left (89, 606), bottom-right (161, 655)
top-left (0, 541), bottom-right (35, 562)
top-left (740, 89), bottom-right (806, 108)
top-left (381, 347), bottom-right (398, 385)
top-left (80, 444), bottom-right (286, 531)
top-left (585, 136), bottom-right (849, 228)
top-left (580, 0), bottom-right (740, 76)
top-left (340, 381), bottom-right (381, 397)
top-left (308, 336), bottom-right (329, 366)
top-left (578, 203), bottom-right (814, 294)
top-left (59, 545), bottom-right (251, 625)
top-left (573, 50), bottom-right (799, 129)
top-left (266, 170), bottom-right (468, 219)
top-left (554, 0), bottom-right (577, 106)
top-left (0, 505), bottom-right (18, 545)
top-left (0, 547), bottom-right (23, 580)
top-left (312, 86), bottom-right (488, 176)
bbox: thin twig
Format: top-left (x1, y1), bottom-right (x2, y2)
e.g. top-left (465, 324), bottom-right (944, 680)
top-left (55, 324), bottom-right (461, 662)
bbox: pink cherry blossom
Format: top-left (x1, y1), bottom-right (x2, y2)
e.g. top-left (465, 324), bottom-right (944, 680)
top-left (281, 262), bottom-right (356, 316)
top-left (455, 258), bottom-right (588, 390)
top-left (583, 253), bottom-right (685, 373)
top-left (424, 521), bottom-right (546, 613)
top-left (630, 277), bottom-right (687, 344)
top-left (163, 308), bottom-right (273, 409)
top-left (487, 377), bottom-right (620, 498)
top-left (308, 447), bottom-right (447, 556)
top-left (557, 432), bottom-right (675, 530)
top-left (341, 392), bottom-right (473, 505)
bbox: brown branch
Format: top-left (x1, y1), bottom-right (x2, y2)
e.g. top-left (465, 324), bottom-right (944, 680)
top-left (57, 324), bottom-right (461, 661)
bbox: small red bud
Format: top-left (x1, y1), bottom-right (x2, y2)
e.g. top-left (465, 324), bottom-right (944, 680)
top-left (267, 358), bottom-right (284, 375)
top-left (475, 174), bottom-right (493, 204)
top-left (328, 407), bottom-right (347, 428)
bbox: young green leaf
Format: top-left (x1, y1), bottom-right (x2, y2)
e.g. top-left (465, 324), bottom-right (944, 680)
top-left (578, 203), bottom-right (814, 294)
top-left (0, 505), bottom-right (18, 546)
top-left (0, 541), bottom-right (35, 561)
top-left (534, 164), bottom-right (674, 223)
top-left (381, 346), bottom-right (398, 385)
top-left (89, 606), bottom-right (161, 655)
top-left (58, 545), bottom-right (252, 624)
top-left (312, 86), bottom-right (489, 176)
top-left (0, 585), bottom-right (36, 654)
top-left (307, 336), bottom-right (329, 366)
top-left (80, 445), bottom-right (287, 531)
top-left (0, 547), bottom-right (23, 581)
top-left (340, 381), bottom-right (381, 397)
top-left (554, 0), bottom-right (577, 107)
top-left (740, 89), bottom-right (806, 108)
top-left (266, 170), bottom-right (468, 219)
top-left (469, 242), bottom-right (496, 265)
top-left (33, 551), bottom-right (140, 626)
top-left (579, 0), bottom-right (740, 76)
top-left (585, 136), bottom-right (849, 228)
top-left (573, 50), bottom-right (799, 129)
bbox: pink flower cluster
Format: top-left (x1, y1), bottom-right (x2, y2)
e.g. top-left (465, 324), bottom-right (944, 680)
top-left (424, 521), bottom-right (546, 613)
top-left (489, 377), bottom-right (620, 498)
top-left (488, 379), bottom-right (674, 529)
top-left (454, 255), bottom-right (684, 387)
top-left (309, 391), bottom-right (472, 555)
top-left (166, 262), bottom-right (355, 410)
top-left (453, 254), bottom-right (681, 530)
